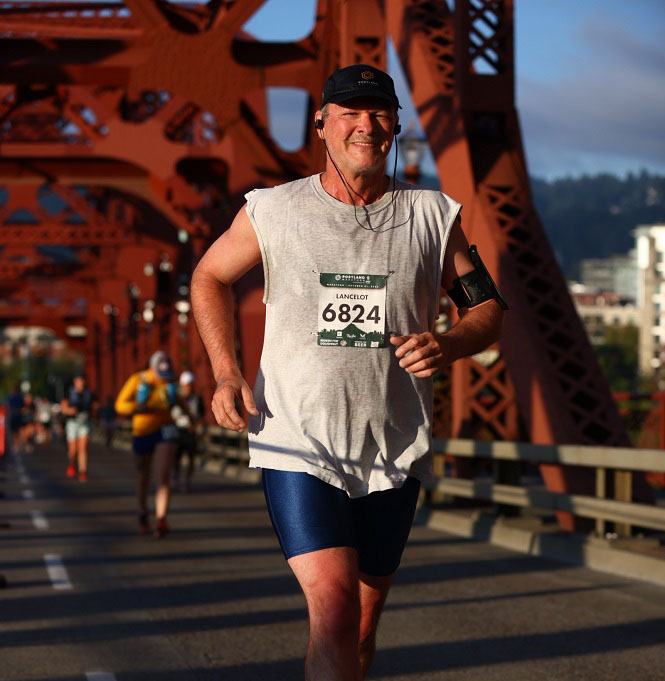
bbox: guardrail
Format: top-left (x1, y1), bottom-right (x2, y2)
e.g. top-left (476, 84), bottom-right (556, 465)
top-left (103, 421), bottom-right (665, 537)
top-left (430, 439), bottom-right (665, 537)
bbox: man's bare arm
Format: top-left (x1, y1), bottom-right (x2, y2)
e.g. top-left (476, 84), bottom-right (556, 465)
top-left (390, 216), bottom-right (504, 376)
top-left (191, 205), bottom-right (262, 430)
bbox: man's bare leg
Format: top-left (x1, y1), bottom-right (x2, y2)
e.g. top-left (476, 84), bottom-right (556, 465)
top-left (67, 438), bottom-right (77, 470)
top-left (154, 441), bottom-right (176, 520)
top-left (358, 573), bottom-right (393, 678)
top-left (77, 435), bottom-right (88, 475)
top-left (136, 452), bottom-right (152, 515)
top-left (288, 547), bottom-right (362, 681)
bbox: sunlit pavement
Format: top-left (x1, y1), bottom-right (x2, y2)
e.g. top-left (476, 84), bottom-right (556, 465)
top-left (2, 439), bottom-right (665, 681)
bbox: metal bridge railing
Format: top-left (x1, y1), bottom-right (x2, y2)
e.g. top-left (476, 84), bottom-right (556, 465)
top-left (430, 439), bottom-right (665, 538)
top-left (103, 421), bottom-right (665, 537)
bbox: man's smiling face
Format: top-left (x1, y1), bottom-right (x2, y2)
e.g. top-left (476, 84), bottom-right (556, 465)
top-left (319, 97), bottom-right (397, 176)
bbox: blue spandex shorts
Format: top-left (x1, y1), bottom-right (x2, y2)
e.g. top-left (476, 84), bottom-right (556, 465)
top-left (262, 469), bottom-right (421, 577)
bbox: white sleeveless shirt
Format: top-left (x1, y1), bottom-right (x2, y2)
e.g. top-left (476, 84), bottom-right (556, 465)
top-left (245, 174), bottom-right (461, 497)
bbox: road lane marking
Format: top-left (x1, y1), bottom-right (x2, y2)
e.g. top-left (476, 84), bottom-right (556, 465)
top-left (22, 489), bottom-right (35, 500)
top-left (31, 511), bottom-right (49, 530)
top-left (44, 554), bottom-right (73, 590)
top-left (86, 673), bottom-right (117, 681)
top-left (19, 474), bottom-right (30, 484)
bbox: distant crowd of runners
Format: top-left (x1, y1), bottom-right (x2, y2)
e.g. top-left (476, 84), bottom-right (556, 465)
top-left (3, 351), bottom-right (204, 538)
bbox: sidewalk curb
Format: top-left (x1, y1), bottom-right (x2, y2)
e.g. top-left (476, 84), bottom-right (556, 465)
top-left (423, 508), bottom-right (665, 588)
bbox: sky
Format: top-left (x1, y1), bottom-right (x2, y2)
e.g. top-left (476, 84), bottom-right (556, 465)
top-left (243, 0), bottom-right (665, 181)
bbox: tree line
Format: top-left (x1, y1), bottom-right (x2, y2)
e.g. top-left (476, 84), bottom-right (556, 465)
top-left (531, 170), bottom-right (665, 278)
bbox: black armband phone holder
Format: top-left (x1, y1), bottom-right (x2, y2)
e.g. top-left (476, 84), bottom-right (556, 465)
top-left (446, 245), bottom-right (508, 310)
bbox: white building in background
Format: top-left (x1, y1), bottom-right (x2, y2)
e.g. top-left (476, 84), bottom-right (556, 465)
top-left (571, 287), bottom-right (637, 345)
top-left (579, 252), bottom-right (637, 300)
top-left (574, 251), bottom-right (638, 347)
top-left (635, 223), bottom-right (665, 377)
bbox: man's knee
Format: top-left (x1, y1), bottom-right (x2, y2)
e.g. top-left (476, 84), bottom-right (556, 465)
top-left (308, 581), bottom-right (360, 638)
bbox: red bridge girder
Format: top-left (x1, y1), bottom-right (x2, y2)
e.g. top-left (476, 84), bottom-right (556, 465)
top-left (0, 1), bottom-right (635, 531)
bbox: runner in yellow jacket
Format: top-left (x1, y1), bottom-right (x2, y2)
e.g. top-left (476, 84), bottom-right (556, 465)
top-left (116, 350), bottom-right (182, 537)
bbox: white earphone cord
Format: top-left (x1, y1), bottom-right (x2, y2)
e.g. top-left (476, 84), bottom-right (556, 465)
top-left (322, 134), bottom-right (399, 232)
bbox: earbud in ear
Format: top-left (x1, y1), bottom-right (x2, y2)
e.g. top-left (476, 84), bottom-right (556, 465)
top-left (314, 119), bottom-right (324, 130)
top-left (394, 123), bottom-right (401, 135)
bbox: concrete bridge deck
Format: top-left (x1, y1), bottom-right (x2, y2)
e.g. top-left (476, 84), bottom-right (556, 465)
top-left (2, 440), bottom-right (665, 681)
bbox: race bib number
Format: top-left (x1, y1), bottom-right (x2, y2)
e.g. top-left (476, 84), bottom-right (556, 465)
top-left (317, 273), bottom-right (387, 348)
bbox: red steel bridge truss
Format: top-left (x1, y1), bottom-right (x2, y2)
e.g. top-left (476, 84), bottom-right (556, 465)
top-left (0, 1), bottom-right (635, 527)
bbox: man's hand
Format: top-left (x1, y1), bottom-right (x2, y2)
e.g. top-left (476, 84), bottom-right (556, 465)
top-left (211, 374), bottom-right (259, 431)
top-left (390, 332), bottom-right (448, 378)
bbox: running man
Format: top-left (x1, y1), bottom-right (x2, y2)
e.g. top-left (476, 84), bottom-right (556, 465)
top-left (115, 351), bottom-right (181, 538)
top-left (172, 370), bottom-right (204, 493)
top-left (61, 374), bottom-right (95, 482)
top-left (6, 384), bottom-right (24, 455)
top-left (191, 63), bottom-right (506, 680)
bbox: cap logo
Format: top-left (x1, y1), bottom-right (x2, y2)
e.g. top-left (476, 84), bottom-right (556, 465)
top-left (361, 70), bottom-right (374, 80)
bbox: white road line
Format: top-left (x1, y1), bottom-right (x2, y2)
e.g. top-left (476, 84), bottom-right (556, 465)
top-left (85, 673), bottom-right (117, 681)
top-left (31, 511), bottom-right (49, 530)
top-left (19, 474), bottom-right (30, 484)
top-left (44, 554), bottom-right (73, 590)
top-left (22, 489), bottom-right (35, 500)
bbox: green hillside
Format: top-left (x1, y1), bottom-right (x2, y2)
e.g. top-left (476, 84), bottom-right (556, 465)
top-left (415, 170), bottom-right (665, 279)
top-left (531, 171), bottom-right (665, 278)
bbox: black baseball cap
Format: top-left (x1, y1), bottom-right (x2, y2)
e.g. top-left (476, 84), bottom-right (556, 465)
top-left (321, 64), bottom-right (401, 109)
